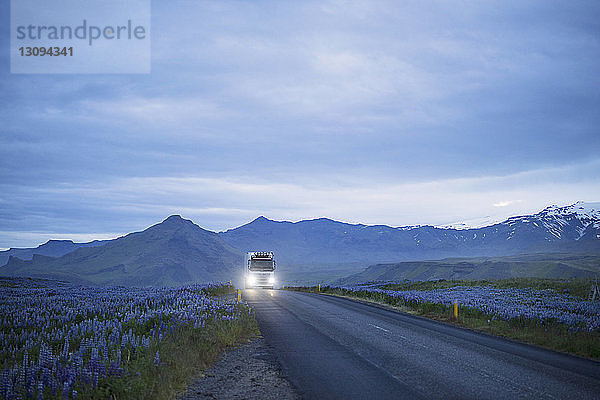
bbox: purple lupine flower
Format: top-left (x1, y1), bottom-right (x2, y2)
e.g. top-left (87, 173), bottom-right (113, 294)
top-left (37, 381), bottom-right (44, 399)
top-left (62, 381), bottom-right (70, 399)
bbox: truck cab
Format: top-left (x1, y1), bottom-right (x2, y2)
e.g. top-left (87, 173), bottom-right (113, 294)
top-left (245, 251), bottom-right (276, 289)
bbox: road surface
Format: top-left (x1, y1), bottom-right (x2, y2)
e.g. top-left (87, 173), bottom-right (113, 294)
top-left (244, 289), bottom-right (600, 400)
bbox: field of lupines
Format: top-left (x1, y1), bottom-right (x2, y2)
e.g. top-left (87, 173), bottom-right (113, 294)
top-left (334, 283), bottom-right (600, 332)
top-left (0, 277), bottom-right (256, 400)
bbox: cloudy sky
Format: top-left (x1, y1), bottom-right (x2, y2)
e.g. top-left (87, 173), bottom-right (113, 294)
top-left (1, 0), bottom-right (599, 248)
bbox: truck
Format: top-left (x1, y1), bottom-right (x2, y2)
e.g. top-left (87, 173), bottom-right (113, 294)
top-left (245, 251), bottom-right (276, 289)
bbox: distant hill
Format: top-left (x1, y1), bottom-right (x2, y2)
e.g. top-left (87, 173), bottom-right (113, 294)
top-left (0, 215), bottom-right (243, 286)
top-left (220, 202), bottom-right (600, 267)
top-left (0, 239), bottom-right (108, 266)
top-left (338, 253), bottom-right (600, 284)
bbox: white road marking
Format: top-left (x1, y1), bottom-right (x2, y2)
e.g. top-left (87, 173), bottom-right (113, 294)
top-left (369, 323), bottom-right (389, 332)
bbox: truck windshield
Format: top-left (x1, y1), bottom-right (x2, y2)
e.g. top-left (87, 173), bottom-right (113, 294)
top-left (249, 260), bottom-right (275, 271)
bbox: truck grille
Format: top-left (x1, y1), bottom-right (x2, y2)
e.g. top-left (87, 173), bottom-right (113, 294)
top-left (248, 273), bottom-right (273, 287)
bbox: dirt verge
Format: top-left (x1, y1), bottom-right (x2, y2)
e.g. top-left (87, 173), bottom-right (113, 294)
top-left (177, 337), bottom-right (300, 400)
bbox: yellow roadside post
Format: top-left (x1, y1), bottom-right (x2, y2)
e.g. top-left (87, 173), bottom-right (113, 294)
top-left (237, 289), bottom-right (242, 303)
top-left (318, 284), bottom-right (321, 293)
top-left (454, 302), bottom-right (458, 319)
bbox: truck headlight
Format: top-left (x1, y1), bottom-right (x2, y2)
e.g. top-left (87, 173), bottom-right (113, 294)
top-left (268, 276), bottom-right (275, 285)
top-left (247, 276), bottom-right (256, 286)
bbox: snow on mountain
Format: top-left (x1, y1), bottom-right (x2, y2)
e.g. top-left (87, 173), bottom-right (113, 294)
top-left (396, 225), bottom-right (424, 231)
top-left (502, 201), bottom-right (600, 241)
top-left (435, 202), bottom-right (600, 237)
top-left (436, 216), bottom-right (504, 230)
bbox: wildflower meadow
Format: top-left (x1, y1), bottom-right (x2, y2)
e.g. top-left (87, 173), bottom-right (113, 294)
top-left (0, 278), bottom-right (256, 399)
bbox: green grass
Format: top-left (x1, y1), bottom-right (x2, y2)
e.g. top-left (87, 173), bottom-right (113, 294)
top-left (286, 278), bottom-right (600, 360)
top-left (377, 277), bottom-right (596, 299)
top-left (342, 253), bottom-right (600, 284)
top-left (82, 285), bottom-right (259, 400)
top-left (200, 282), bottom-right (238, 297)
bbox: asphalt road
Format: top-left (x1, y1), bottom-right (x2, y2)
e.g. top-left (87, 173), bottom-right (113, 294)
top-left (243, 289), bottom-right (600, 400)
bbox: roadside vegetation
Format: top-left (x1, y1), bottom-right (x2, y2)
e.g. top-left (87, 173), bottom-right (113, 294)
top-left (378, 277), bottom-right (597, 299)
top-left (286, 277), bottom-right (600, 360)
top-left (0, 278), bottom-right (259, 400)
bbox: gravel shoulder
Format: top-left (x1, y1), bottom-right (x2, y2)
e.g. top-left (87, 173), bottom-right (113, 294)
top-left (177, 337), bottom-right (300, 400)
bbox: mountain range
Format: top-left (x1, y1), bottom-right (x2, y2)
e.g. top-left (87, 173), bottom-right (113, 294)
top-left (0, 239), bottom-right (107, 267)
top-left (1, 202), bottom-right (599, 286)
top-left (219, 202), bottom-right (600, 282)
top-left (1, 215), bottom-right (242, 286)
